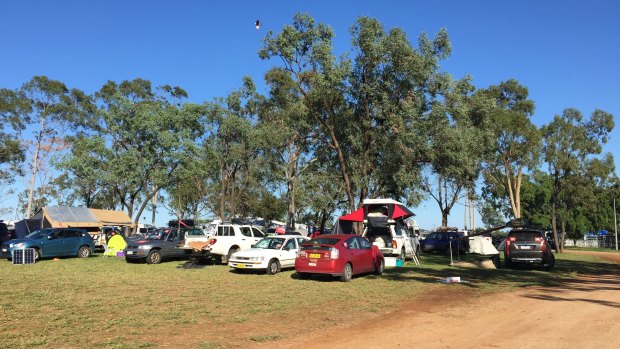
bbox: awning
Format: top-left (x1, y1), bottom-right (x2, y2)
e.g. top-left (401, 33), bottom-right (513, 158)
top-left (90, 209), bottom-right (134, 227)
top-left (338, 207), bottom-right (364, 222)
top-left (392, 205), bottom-right (415, 220)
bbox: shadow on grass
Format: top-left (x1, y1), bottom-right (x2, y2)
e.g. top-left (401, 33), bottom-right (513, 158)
top-left (378, 253), bottom-right (618, 290)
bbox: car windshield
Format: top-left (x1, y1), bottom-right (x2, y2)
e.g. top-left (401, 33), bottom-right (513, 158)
top-left (25, 229), bottom-right (53, 239)
top-left (426, 233), bottom-right (439, 240)
top-left (254, 237), bottom-right (286, 249)
top-left (145, 230), bottom-right (169, 240)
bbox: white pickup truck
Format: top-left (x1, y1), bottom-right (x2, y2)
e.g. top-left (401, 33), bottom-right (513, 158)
top-left (204, 223), bottom-right (267, 263)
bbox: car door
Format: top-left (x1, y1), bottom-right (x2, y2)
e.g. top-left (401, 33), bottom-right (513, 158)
top-left (239, 226), bottom-right (255, 250)
top-left (250, 227), bottom-right (265, 244)
top-left (280, 238), bottom-right (298, 268)
top-left (168, 230), bottom-right (186, 258)
top-left (61, 229), bottom-right (82, 256)
top-left (42, 230), bottom-right (65, 257)
top-left (357, 237), bottom-right (375, 272)
top-left (344, 237), bottom-right (362, 273)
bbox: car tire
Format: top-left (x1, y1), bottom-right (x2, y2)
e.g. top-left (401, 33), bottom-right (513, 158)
top-left (544, 254), bottom-right (556, 271)
top-left (340, 263), bottom-right (353, 282)
top-left (491, 255), bottom-right (501, 269)
top-left (504, 257), bottom-right (513, 269)
top-left (225, 247), bottom-right (239, 264)
top-left (399, 248), bottom-right (406, 261)
top-left (296, 272), bottom-right (311, 280)
top-left (375, 259), bottom-right (384, 275)
top-left (266, 259), bottom-right (280, 275)
top-left (77, 246), bottom-right (91, 258)
top-left (34, 248), bottom-right (41, 260)
top-left (146, 250), bottom-right (162, 264)
top-left (415, 245), bottom-right (421, 259)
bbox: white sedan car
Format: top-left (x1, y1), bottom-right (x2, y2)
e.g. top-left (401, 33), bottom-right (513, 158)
top-left (228, 235), bottom-right (309, 274)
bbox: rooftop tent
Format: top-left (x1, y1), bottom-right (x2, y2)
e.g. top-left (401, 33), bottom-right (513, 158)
top-left (338, 208), bottom-right (364, 222)
top-left (90, 209), bottom-right (134, 227)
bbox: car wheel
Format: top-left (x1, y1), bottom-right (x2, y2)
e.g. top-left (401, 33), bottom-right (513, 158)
top-left (146, 250), bottom-right (162, 264)
top-left (491, 255), bottom-right (501, 269)
top-left (296, 272), bottom-right (311, 280)
top-left (34, 249), bottom-right (41, 260)
top-left (77, 246), bottom-right (91, 258)
top-left (415, 245), bottom-right (421, 259)
top-left (544, 254), bottom-right (556, 271)
top-left (504, 257), bottom-right (513, 269)
top-left (340, 263), bottom-right (353, 282)
top-left (225, 247), bottom-right (239, 264)
top-left (399, 248), bottom-right (406, 261)
top-left (375, 259), bottom-right (384, 275)
top-left (266, 259), bottom-right (280, 275)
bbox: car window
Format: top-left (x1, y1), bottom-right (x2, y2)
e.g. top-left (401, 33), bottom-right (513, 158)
top-left (284, 239), bottom-right (296, 250)
top-left (252, 227), bottom-right (265, 238)
top-left (296, 238), bottom-right (306, 247)
top-left (51, 230), bottom-right (63, 239)
top-left (64, 230), bottom-right (82, 238)
top-left (186, 229), bottom-right (203, 236)
top-left (358, 237), bottom-right (371, 249)
top-left (346, 237), bottom-right (360, 249)
top-left (509, 231), bottom-right (543, 241)
top-left (217, 226), bottom-right (232, 236)
top-left (241, 227), bottom-right (252, 237)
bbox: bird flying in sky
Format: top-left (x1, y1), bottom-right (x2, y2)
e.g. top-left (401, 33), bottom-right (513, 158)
top-left (255, 19), bottom-right (260, 30)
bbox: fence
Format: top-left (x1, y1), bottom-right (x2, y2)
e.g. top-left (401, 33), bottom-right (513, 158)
top-left (564, 235), bottom-right (618, 249)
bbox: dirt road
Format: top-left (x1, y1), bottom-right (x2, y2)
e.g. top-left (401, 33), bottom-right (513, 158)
top-left (261, 251), bottom-right (620, 349)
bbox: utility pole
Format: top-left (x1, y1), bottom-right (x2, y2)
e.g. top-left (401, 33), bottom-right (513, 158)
top-left (614, 197), bottom-right (618, 251)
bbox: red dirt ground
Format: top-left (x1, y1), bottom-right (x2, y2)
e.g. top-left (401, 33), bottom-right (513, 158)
top-left (257, 251), bottom-right (620, 349)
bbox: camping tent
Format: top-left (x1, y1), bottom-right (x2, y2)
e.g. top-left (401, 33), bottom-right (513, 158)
top-left (14, 206), bottom-right (135, 237)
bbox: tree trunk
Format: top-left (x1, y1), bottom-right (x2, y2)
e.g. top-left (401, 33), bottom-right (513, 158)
top-left (550, 187), bottom-right (561, 254)
top-left (26, 121), bottom-right (46, 218)
top-left (560, 216), bottom-right (566, 253)
top-left (441, 210), bottom-right (448, 227)
top-left (151, 186), bottom-right (158, 225)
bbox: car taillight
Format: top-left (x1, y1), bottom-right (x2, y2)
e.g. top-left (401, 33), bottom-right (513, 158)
top-left (329, 247), bottom-right (339, 260)
top-left (392, 240), bottom-right (397, 249)
top-left (534, 237), bottom-right (542, 242)
top-left (209, 238), bottom-right (217, 245)
top-left (508, 237), bottom-right (516, 242)
top-left (540, 239), bottom-right (546, 252)
top-left (505, 238), bottom-right (513, 256)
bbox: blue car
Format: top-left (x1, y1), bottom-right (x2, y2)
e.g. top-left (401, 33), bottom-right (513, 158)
top-left (420, 231), bottom-right (468, 253)
top-left (1, 228), bottom-right (94, 260)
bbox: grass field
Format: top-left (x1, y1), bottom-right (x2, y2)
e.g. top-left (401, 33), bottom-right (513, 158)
top-left (0, 252), bottom-right (614, 349)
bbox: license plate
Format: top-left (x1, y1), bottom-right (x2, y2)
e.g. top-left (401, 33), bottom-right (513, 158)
top-left (519, 245), bottom-right (532, 250)
top-left (309, 253), bottom-right (321, 259)
top-left (126, 251), bottom-right (134, 255)
top-left (237, 264), bottom-right (246, 268)
top-left (309, 262), bottom-right (316, 266)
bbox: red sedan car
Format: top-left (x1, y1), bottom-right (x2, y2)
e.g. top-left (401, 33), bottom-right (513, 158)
top-left (295, 234), bottom-right (384, 282)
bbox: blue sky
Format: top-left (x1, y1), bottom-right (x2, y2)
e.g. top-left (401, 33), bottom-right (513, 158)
top-left (1, 0), bottom-right (619, 229)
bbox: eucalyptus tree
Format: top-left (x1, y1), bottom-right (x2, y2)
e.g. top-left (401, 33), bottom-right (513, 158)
top-left (58, 79), bottom-right (205, 226)
top-left (262, 67), bottom-right (317, 231)
top-left (481, 79), bottom-right (540, 219)
top-left (422, 78), bottom-right (495, 226)
top-left (260, 14), bottom-right (452, 213)
top-left (203, 78), bottom-right (268, 220)
top-left (5, 76), bottom-right (89, 217)
top-left (0, 88), bottom-right (26, 193)
top-left (542, 108), bottom-right (614, 252)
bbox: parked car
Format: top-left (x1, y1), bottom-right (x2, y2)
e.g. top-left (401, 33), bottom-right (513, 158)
top-left (229, 235), bottom-right (309, 274)
top-left (503, 229), bottom-right (555, 270)
top-left (204, 223), bottom-right (266, 263)
top-left (125, 228), bottom-right (193, 264)
top-left (295, 234), bottom-right (384, 282)
top-left (1, 228), bottom-right (94, 260)
top-left (420, 231), bottom-right (468, 254)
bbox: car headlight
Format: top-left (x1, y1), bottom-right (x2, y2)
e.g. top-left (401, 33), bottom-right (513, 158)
top-left (248, 256), bottom-right (264, 262)
top-left (10, 243), bottom-right (25, 248)
top-left (138, 245), bottom-right (151, 249)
